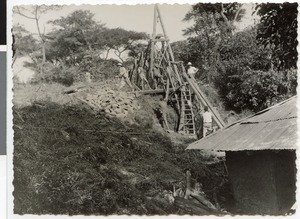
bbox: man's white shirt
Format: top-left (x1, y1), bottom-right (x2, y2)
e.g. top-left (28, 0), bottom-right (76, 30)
top-left (187, 66), bottom-right (198, 75)
top-left (203, 111), bottom-right (212, 123)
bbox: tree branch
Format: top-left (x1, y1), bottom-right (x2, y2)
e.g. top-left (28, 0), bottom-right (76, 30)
top-left (114, 50), bottom-right (124, 62)
top-left (14, 6), bottom-right (36, 20)
top-left (233, 6), bottom-right (242, 22)
top-left (220, 3), bottom-right (230, 26)
top-left (104, 48), bottom-right (111, 60)
top-left (34, 6), bottom-right (45, 42)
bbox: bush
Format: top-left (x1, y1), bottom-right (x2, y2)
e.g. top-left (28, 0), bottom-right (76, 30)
top-left (221, 69), bottom-right (295, 112)
top-left (30, 62), bottom-right (79, 86)
top-left (286, 68), bottom-right (297, 95)
top-left (79, 58), bottom-right (120, 81)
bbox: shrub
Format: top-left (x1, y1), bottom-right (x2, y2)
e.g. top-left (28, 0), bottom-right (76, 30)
top-left (222, 69), bottom-right (295, 112)
top-left (80, 58), bottom-right (120, 81)
top-left (30, 62), bottom-right (79, 86)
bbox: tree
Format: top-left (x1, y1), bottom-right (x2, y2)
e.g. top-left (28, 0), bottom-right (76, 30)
top-left (184, 3), bottom-right (245, 34)
top-left (214, 27), bottom-right (273, 111)
top-left (231, 69), bottom-right (293, 112)
top-left (13, 5), bottom-right (62, 73)
top-left (47, 11), bottom-right (148, 64)
top-left (255, 3), bottom-right (298, 70)
top-left (182, 3), bottom-right (245, 83)
top-left (212, 26), bottom-right (296, 112)
top-left (47, 10), bottom-right (107, 65)
top-left (12, 24), bottom-right (39, 57)
top-left (102, 28), bottom-right (148, 62)
top-left (44, 10), bottom-right (148, 84)
top-left (171, 40), bottom-right (191, 63)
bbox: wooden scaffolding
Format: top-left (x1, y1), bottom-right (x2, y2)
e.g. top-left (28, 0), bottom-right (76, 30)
top-left (130, 4), bottom-right (225, 137)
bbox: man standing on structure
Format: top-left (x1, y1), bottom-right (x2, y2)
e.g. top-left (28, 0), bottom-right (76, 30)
top-left (156, 99), bottom-right (170, 130)
top-left (137, 66), bottom-right (150, 89)
top-left (118, 63), bottom-right (132, 88)
top-left (187, 62), bottom-right (198, 79)
top-left (202, 106), bottom-right (212, 137)
top-left (153, 64), bottom-right (164, 89)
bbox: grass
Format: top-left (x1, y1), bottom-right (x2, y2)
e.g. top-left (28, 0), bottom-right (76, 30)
top-left (13, 83), bottom-right (72, 107)
top-left (12, 81), bottom-right (229, 215)
top-left (13, 101), bottom-right (226, 215)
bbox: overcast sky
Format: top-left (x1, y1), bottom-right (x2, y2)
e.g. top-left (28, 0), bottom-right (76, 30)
top-left (14, 4), bottom-right (192, 42)
top-left (13, 3), bottom-right (257, 42)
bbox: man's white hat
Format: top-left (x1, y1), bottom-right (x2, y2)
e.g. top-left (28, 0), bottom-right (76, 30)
top-left (117, 63), bottom-right (122, 66)
top-left (187, 62), bottom-right (192, 65)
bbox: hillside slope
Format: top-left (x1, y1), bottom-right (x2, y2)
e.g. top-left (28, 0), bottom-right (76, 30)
top-left (13, 100), bottom-right (226, 215)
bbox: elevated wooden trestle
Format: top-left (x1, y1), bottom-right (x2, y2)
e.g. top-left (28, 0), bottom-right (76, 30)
top-left (130, 4), bottom-right (225, 136)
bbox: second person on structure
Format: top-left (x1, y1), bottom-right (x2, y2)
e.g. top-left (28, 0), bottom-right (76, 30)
top-left (202, 106), bottom-right (212, 137)
top-left (118, 63), bottom-right (133, 88)
top-left (137, 66), bottom-right (150, 89)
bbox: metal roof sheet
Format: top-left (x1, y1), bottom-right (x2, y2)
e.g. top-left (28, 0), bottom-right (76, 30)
top-left (187, 96), bottom-right (297, 151)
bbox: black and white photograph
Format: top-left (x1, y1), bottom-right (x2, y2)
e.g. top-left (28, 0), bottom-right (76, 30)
top-left (11, 1), bottom-right (298, 216)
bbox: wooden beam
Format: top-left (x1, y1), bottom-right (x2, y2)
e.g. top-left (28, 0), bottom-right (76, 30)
top-left (149, 5), bottom-right (158, 79)
top-left (156, 5), bottom-right (182, 86)
top-left (151, 38), bottom-right (169, 42)
top-left (132, 88), bottom-right (176, 95)
top-left (181, 69), bottom-right (226, 128)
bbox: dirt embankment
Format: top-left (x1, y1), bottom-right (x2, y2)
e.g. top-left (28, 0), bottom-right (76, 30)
top-left (13, 99), bottom-right (227, 215)
top-left (13, 81), bottom-right (228, 215)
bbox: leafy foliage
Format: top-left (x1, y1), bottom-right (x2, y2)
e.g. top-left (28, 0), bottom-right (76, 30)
top-left (34, 63), bottom-right (79, 86)
top-left (214, 27), bottom-right (296, 112)
top-left (175, 3), bottom-right (297, 113)
top-left (13, 5), bottom-right (63, 71)
top-left (12, 24), bottom-right (39, 56)
top-left (47, 11), bottom-right (148, 64)
top-left (101, 28), bottom-right (148, 61)
top-left (15, 10), bottom-right (148, 85)
top-left (47, 10), bottom-right (107, 64)
top-left (225, 70), bottom-right (292, 112)
top-left (181, 3), bottom-right (245, 83)
top-left (256, 3), bottom-right (298, 69)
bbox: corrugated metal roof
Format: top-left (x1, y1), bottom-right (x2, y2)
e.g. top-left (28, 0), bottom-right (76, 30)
top-left (187, 96), bottom-right (297, 151)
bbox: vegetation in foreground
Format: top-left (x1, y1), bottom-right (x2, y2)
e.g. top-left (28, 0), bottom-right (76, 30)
top-left (13, 101), bottom-right (227, 215)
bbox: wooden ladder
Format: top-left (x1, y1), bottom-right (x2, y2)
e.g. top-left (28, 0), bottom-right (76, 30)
top-left (178, 84), bottom-right (196, 136)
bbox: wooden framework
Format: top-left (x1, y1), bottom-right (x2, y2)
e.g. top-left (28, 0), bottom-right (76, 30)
top-left (130, 4), bottom-right (225, 136)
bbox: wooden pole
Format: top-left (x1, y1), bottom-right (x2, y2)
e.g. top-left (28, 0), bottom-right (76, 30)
top-left (155, 4), bottom-right (184, 131)
top-left (156, 5), bottom-right (182, 85)
top-left (149, 5), bottom-right (157, 79)
top-left (165, 78), bottom-right (170, 101)
top-left (180, 64), bottom-right (225, 128)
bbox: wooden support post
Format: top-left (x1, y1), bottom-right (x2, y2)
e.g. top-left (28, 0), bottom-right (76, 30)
top-left (149, 5), bottom-right (157, 79)
top-left (165, 78), bottom-right (170, 101)
top-left (132, 58), bottom-right (138, 84)
top-left (181, 66), bottom-right (225, 128)
top-left (156, 5), bottom-right (182, 86)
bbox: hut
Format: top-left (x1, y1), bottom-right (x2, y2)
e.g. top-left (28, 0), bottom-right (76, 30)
top-left (187, 96), bottom-right (297, 215)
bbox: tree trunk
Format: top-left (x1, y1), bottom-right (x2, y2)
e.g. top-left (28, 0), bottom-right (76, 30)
top-left (42, 42), bottom-right (46, 64)
top-left (34, 6), bottom-right (46, 74)
top-left (104, 48), bottom-right (111, 60)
